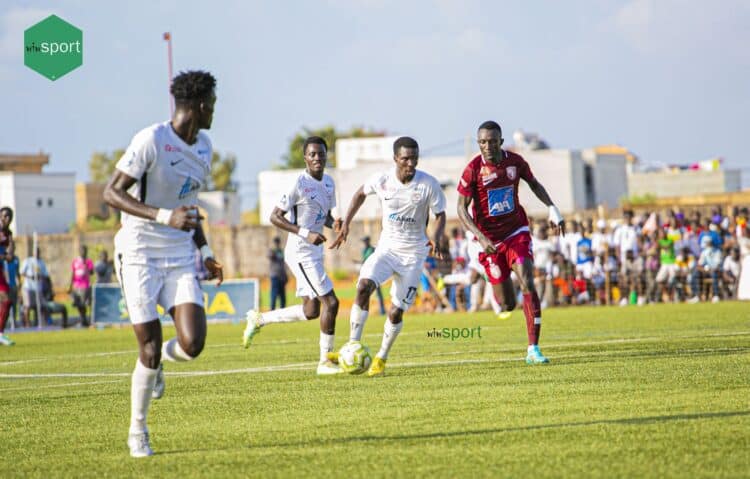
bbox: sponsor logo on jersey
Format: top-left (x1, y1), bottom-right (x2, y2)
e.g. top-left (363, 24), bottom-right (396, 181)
top-left (197, 149), bottom-right (209, 155)
top-left (165, 144), bottom-right (182, 153)
top-left (480, 165), bottom-right (497, 186)
top-left (487, 186), bottom-right (515, 216)
top-left (178, 176), bottom-right (202, 199)
top-left (411, 191), bottom-right (423, 203)
top-left (170, 158), bottom-right (184, 166)
top-left (315, 208), bottom-right (325, 224)
top-left (506, 166), bottom-right (517, 180)
top-left (388, 213), bottom-right (416, 224)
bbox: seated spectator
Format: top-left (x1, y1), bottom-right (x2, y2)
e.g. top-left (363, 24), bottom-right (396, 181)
top-left (42, 276), bottom-right (68, 328)
top-left (698, 235), bottom-right (723, 303)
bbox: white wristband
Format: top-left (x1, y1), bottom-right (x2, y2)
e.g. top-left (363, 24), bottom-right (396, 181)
top-left (548, 205), bottom-right (564, 224)
top-left (199, 245), bottom-right (214, 260)
top-left (155, 208), bottom-right (173, 225)
top-left (297, 227), bottom-right (310, 240)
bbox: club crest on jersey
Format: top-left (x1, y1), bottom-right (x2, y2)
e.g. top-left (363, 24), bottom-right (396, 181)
top-left (487, 186), bottom-right (515, 216)
top-left (506, 166), bottom-right (517, 180)
top-left (178, 176), bottom-right (202, 199)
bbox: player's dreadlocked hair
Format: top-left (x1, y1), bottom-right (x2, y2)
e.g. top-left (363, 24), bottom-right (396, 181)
top-left (477, 120), bottom-right (502, 135)
top-left (170, 70), bottom-right (216, 105)
top-left (393, 136), bottom-right (419, 154)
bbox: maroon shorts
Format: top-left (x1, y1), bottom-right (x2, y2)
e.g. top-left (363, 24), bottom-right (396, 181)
top-left (478, 232), bottom-right (533, 284)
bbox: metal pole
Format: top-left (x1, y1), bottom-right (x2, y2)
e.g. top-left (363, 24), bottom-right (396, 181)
top-left (164, 32), bottom-right (174, 115)
top-left (33, 232), bottom-right (42, 329)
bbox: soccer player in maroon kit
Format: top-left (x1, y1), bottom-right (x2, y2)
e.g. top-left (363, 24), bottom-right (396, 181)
top-left (0, 207), bottom-right (15, 346)
top-left (457, 121), bottom-right (564, 364)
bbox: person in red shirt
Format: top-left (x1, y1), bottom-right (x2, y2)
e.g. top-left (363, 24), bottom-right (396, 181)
top-left (457, 121), bottom-right (565, 364)
top-left (0, 207), bottom-right (15, 346)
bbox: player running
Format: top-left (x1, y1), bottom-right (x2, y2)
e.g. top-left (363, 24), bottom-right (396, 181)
top-left (242, 136), bottom-right (344, 376)
top-left (457, 121), bottom-right (564, 365)
top-left (103, 70), bottom-right (224, 457)
top-left (330, 136), bottom-right (446, 377)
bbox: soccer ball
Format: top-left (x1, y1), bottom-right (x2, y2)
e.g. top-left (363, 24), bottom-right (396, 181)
top-left (338, 341), bottom-right (372, 375)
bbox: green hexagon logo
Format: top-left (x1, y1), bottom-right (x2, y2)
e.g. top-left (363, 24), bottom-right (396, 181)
top-left (24, 15), bottom-right (82, 81)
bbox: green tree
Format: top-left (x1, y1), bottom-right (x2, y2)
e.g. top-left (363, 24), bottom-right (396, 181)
top-left (207, 151), bottom-right (238, 192)
top-left (281, 125), bottom-right (385, 169)
top-left (89, 149), bottom-right (124, 183)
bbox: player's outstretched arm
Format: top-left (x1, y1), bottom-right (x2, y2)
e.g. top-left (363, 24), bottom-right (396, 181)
top-left (457, 195), bottom-right (496, 254)
top-left (330, 186), bottom-right (366, 250)
top-left (270, 207), bottom-right (326, 246)
top-left (526, 178), bottom-right (565, 236)
top-left (103, 170), bottom-right (202, 231)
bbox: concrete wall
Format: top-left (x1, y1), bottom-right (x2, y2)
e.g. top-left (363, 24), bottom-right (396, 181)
top-left (628, 169), bottom-right (742, 198)
top-left (1, 172), bottom-right (76, 235)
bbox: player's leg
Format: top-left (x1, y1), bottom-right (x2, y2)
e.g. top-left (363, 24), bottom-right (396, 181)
top-left (368, 254), bottom-right (421, 377)
top-left (0, 288), bottom-right (13, 345)
top-left (349, 249), bottom-right (392, 342)
top-left (116, 256), bottom-right (163, 457)
top-left (511, 257), bottom-right (549, 364)
top-left (161, 262), bottom-right (208, 366)
top-left (243, 258), bottom-right (321, 347)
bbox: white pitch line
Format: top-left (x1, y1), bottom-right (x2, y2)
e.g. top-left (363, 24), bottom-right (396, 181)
top-left (1, 346), bottom-right (746, 382)
top-left (0, 379), bottom-right (124, 392)
top-left (2, 330), bottom-right (748, 368)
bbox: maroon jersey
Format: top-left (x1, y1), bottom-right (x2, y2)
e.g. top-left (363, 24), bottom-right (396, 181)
top-left (0, 229), bottom-right (10, 289)
top-left (457, 150), bottom-right (534, 243)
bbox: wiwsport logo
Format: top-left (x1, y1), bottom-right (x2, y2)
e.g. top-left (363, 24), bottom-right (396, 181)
top-left (24, 15), bottom-right (82, 81)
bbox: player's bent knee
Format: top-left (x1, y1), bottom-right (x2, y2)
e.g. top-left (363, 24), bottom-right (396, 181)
top-left (180, 337), bottom-right (205, 358)
top-left (140, 342), bottom-right (161, 368)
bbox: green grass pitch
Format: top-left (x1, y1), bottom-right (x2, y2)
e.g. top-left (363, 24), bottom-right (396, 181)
top-left (1, 302), bottom-right (748, 478)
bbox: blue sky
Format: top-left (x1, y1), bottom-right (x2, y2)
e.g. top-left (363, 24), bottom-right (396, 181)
top-left (1, 0), bottom-right (748, 209)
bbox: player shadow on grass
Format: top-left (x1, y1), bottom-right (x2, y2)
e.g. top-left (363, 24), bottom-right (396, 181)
top-left (157, 410), bottom-right (749, 455)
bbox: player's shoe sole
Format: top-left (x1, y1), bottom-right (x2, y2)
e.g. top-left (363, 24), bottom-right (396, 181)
top-left (367, 356), bottom-right (386, 377)
top-left (316, 360), bottom-right (344, 375)
top-left (152, 363), bottom-right (165, 400)
top-left (127, 431), bottom-right (154, 458)
top-left (242, 310), bottom-right (262, 348)
top-left (525, 346), bottom-right (550, 365)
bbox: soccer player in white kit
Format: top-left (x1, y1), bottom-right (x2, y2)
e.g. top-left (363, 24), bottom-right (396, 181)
top-left (242, 137), bottom-right (344, 375)
top-left (103, 71), bottom-right (224, 458)
top-left (330, 136), bottom-right (446, 377)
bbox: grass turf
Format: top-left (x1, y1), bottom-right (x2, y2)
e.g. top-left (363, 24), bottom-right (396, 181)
top-left (0, 302), bottom-right (748, 478)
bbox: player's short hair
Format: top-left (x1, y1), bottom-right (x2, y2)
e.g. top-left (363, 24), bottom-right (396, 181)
top-left (477, 120), bottom-right (502, 135)
top-left (393, 136), bottom-right (419, 154)
top-left (170, 70), bottom-right (216, 104)
top-left (303, 136), bottom-right (328, 154)
top-left (0, 206), bottom-right (13, 220)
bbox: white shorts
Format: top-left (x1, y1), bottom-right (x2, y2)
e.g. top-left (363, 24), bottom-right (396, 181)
top-left (467, 240), bottom-right (484, 275)
top-left (115, 254), bottom-right (203, 325)
top-left (656, 263), bottom-right (679, 283)
top-left (286, 255), bottom-right (333, 298)
top-left (359, 248), bottom-right (426, 312)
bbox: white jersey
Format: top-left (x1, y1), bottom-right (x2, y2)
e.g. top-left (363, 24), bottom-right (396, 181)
top-left (114, 121), bottom-right (212, 260)
top-left (364, 168), bottom-right (446, 256)
top-left (278, 171), bottom-right (336, 261)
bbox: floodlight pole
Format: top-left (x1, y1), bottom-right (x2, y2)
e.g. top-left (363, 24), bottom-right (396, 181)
top-left (164, 32), bottom-right (174, 115)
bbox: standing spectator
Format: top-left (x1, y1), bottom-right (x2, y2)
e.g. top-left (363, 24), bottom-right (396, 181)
top-left (21, 246), bottom-right (49, 327)
top-left (677, 247), bottom-right (700, 303)
top-left (361, 236), bottom-right (386, 315)
top-left (722, 247), bottom-right (741, 299)
top-left (698, 236), bottom-right (723, 303)
top-left (591, 219), bottom-right (611, 256)
top-left (69, 245), bottom-right (94, 327)
top-left (613, 210), bottom-right (639, 263)
top-left (620, 250), bottom-right (642, 306)
top-left (268, 236), bottom-right (288, 310)
top-left (561, 220), bottom-right (582, 264)
top-left (95, 250), bottom-right (114, 284)
top-left (4, 251), bottom-right (20, 327)
top-left (532, 225), bottom-right (557, 308)
top-left (0, 206), bottom-right (15, 345)
top-left (655, 228), bottom-right (678, 302)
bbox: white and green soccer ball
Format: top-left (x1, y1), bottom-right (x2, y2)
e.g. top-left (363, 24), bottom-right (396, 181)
top-left (338, 341), bottom-right (372, 374)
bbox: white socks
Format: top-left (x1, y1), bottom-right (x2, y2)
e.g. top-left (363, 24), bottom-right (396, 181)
top-left (261, 305), bottom-right (308, 325)
top-left (319, 332), bottom-right (334, 363)
top-left (130, 359), bottom-right (158, 434)
top-left (469, 282), bottom-right (481, 312)
top-left (349, 304), bottom-right (369, 342)
top-left (377, 320), bottom-right (403, 360)
top-left (161, 338), bottom-right (194, 362)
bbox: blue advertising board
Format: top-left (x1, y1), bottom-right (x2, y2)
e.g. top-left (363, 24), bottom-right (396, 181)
top-left (92, 279), bottom-right (259, 324)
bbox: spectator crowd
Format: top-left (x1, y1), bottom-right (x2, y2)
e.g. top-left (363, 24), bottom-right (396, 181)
top-left (419, 206), bottom-right (750, 312)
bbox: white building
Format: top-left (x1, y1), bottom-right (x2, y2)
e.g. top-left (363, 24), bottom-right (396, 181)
top-left (257, 138), bottom-right (632, 224)
top-left (0, 172), bottom-right (76, 234)
top-left (197, 191), bottom-right (241, 226)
